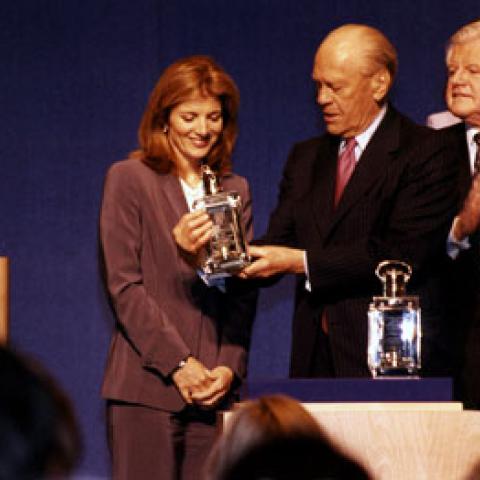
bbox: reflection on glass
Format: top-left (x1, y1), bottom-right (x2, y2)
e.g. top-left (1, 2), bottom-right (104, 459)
top-left (368, 260), bottom-right (421, 378)
top-left (193, 165), bottom-right (250, 280)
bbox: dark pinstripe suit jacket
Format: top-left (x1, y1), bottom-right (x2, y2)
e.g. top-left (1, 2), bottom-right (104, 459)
top-left (442, 122), bottom-right (480, 408)
top-left (100, 158), bottom-right (257, 411)
top-left (262, 106), bottom-right (459, 377)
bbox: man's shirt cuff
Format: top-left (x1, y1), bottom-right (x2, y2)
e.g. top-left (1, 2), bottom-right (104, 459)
top-left (447, 222), bottom-right (471, 259)
top-left (303, 251), bottom-right (311, 292)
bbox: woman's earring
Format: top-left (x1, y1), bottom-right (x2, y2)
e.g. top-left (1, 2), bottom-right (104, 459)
top-left (163, 125), bottom-right (169, 134)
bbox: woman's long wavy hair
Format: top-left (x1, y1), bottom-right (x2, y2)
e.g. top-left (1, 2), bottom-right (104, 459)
top-left (131, 55), bottom-right (240, 176)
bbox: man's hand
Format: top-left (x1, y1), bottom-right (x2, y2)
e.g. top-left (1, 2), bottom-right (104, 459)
top-left (172, 357), bottom-right (214, 404)
top-left (172, 210), bottom-right (213, 254)
top-left (239, 245), bottom-right (306, 278)
top-left (453, 175), bottom-right (480, 241)
top-left (190, 366), bottom-right (234, 408)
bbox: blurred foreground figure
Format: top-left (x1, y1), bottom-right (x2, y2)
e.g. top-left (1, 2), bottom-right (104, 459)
top-left (205, 394), bottom-right (371, 480)
top-left (0, 346), bottom-right (81, 480)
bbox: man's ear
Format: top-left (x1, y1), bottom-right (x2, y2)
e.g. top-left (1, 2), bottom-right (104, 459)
top-left (371, 68), bottom-right (391, 102)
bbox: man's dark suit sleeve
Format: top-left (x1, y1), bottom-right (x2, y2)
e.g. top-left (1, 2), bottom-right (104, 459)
top-left (263, 132), bottom-right (459, 297)
top-left (259, 144), bottom-right (301, 249)
top-left (307, 136), bottom-right (459, 293)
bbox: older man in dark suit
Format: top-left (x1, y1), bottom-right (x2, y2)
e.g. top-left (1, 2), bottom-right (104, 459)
top-left (243, 24), bottom-right (459, 378)
top-left (439, 19), bottom-right (480, 408)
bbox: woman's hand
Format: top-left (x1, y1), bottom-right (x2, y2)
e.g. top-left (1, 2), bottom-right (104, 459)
top-left (172, 356), bottom-right (214, 404)
top-left (173, 209), bottom-right (213, 254)
top-left (190, 366), bottom-right (234, 408)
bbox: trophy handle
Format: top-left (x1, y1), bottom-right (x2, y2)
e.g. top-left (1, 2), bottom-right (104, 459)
top-left (201, 164), bottom-right (221, 195)
top-left (375, 260), bottom-right (412, 298)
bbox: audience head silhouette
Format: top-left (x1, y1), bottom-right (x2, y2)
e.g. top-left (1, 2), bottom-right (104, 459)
top-left (206, 394), bottom-right (371, 480)
top-left (0, 346), bottom-right (81, 479)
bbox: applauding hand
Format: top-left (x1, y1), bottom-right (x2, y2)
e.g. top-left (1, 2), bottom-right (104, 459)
top-left (453, 174), bottom-right (480, 241)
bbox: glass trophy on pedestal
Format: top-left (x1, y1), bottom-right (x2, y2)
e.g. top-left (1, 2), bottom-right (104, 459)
top-left (367, 260), bottom-right (421, 378)
top-left (192, 165), bottom-right (250, 280)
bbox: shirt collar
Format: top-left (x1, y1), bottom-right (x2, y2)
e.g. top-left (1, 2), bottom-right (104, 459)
top-left (339, 104), bottom-right (388, 158)
top-left (355, 104), bottom-right (388, 154)
top-left (179, 178), bottom-right (204, 211)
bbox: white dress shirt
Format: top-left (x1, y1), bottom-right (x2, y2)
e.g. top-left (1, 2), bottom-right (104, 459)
top-left (179, 177), bottom-right (204, 211)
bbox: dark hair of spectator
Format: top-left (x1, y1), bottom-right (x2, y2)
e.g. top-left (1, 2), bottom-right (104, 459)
top-left (205, 394), bottom-right (371, 480)
top-left (0, 347), bottom-right (81, 479)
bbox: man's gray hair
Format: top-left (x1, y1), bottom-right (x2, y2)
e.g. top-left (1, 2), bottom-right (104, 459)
top-left (447, 19), bottom-right (480, 57)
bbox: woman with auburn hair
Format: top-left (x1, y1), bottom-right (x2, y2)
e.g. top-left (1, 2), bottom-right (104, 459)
top-left (206, 394), bottom-right (371, 480)
top-left (100, 55), bottom-right (257, 480)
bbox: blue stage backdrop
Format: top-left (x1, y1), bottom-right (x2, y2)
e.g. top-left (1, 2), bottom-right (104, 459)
top-left (1, 1), bottom-right (478, 477)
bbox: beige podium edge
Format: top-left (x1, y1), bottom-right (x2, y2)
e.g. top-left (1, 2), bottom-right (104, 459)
top-left (0, 257), bottom-right (9, 345)
top-left (220, 401), bottom-right (477, 479)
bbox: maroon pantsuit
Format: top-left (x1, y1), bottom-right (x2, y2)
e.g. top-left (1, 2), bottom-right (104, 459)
top-left (100, 158), bottom-right (257, 479)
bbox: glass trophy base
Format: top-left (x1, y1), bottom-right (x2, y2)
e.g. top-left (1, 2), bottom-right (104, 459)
top-left (203, 255), bottom-right (251, 281)
top-left (373, 367), bottom-right (420, 379)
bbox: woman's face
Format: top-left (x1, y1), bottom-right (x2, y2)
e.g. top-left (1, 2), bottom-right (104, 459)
top-left (167, 94), bottom-right (223, 168)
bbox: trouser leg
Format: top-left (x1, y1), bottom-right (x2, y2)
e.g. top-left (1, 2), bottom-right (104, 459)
top-left (107, 401), bottom-right (179, 480)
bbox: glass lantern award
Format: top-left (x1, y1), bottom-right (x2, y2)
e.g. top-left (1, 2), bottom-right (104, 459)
top-left (192, 165), bottom-right (250, 280)
top-left (367, 260), bottom-right (421, 378)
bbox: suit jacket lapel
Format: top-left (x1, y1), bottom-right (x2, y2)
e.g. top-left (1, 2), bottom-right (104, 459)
top-left (160, 173), bottom-right (189, 226)
top-left (158, 174), bottom-right (188, 242)
top-left (452, 122), bottom-right (472, 201)
top-left (325, 107), bottom-right (400, 239)
top-left (157, 173), bottom-right (198, 275)
top-left (312, 135), bottom-right (339, 236)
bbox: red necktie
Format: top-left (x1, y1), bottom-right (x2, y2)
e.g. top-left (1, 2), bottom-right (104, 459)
top-left (334, 137), bottom-right (357, 206)
top-left (321, 138), bottom-right (357, 335)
